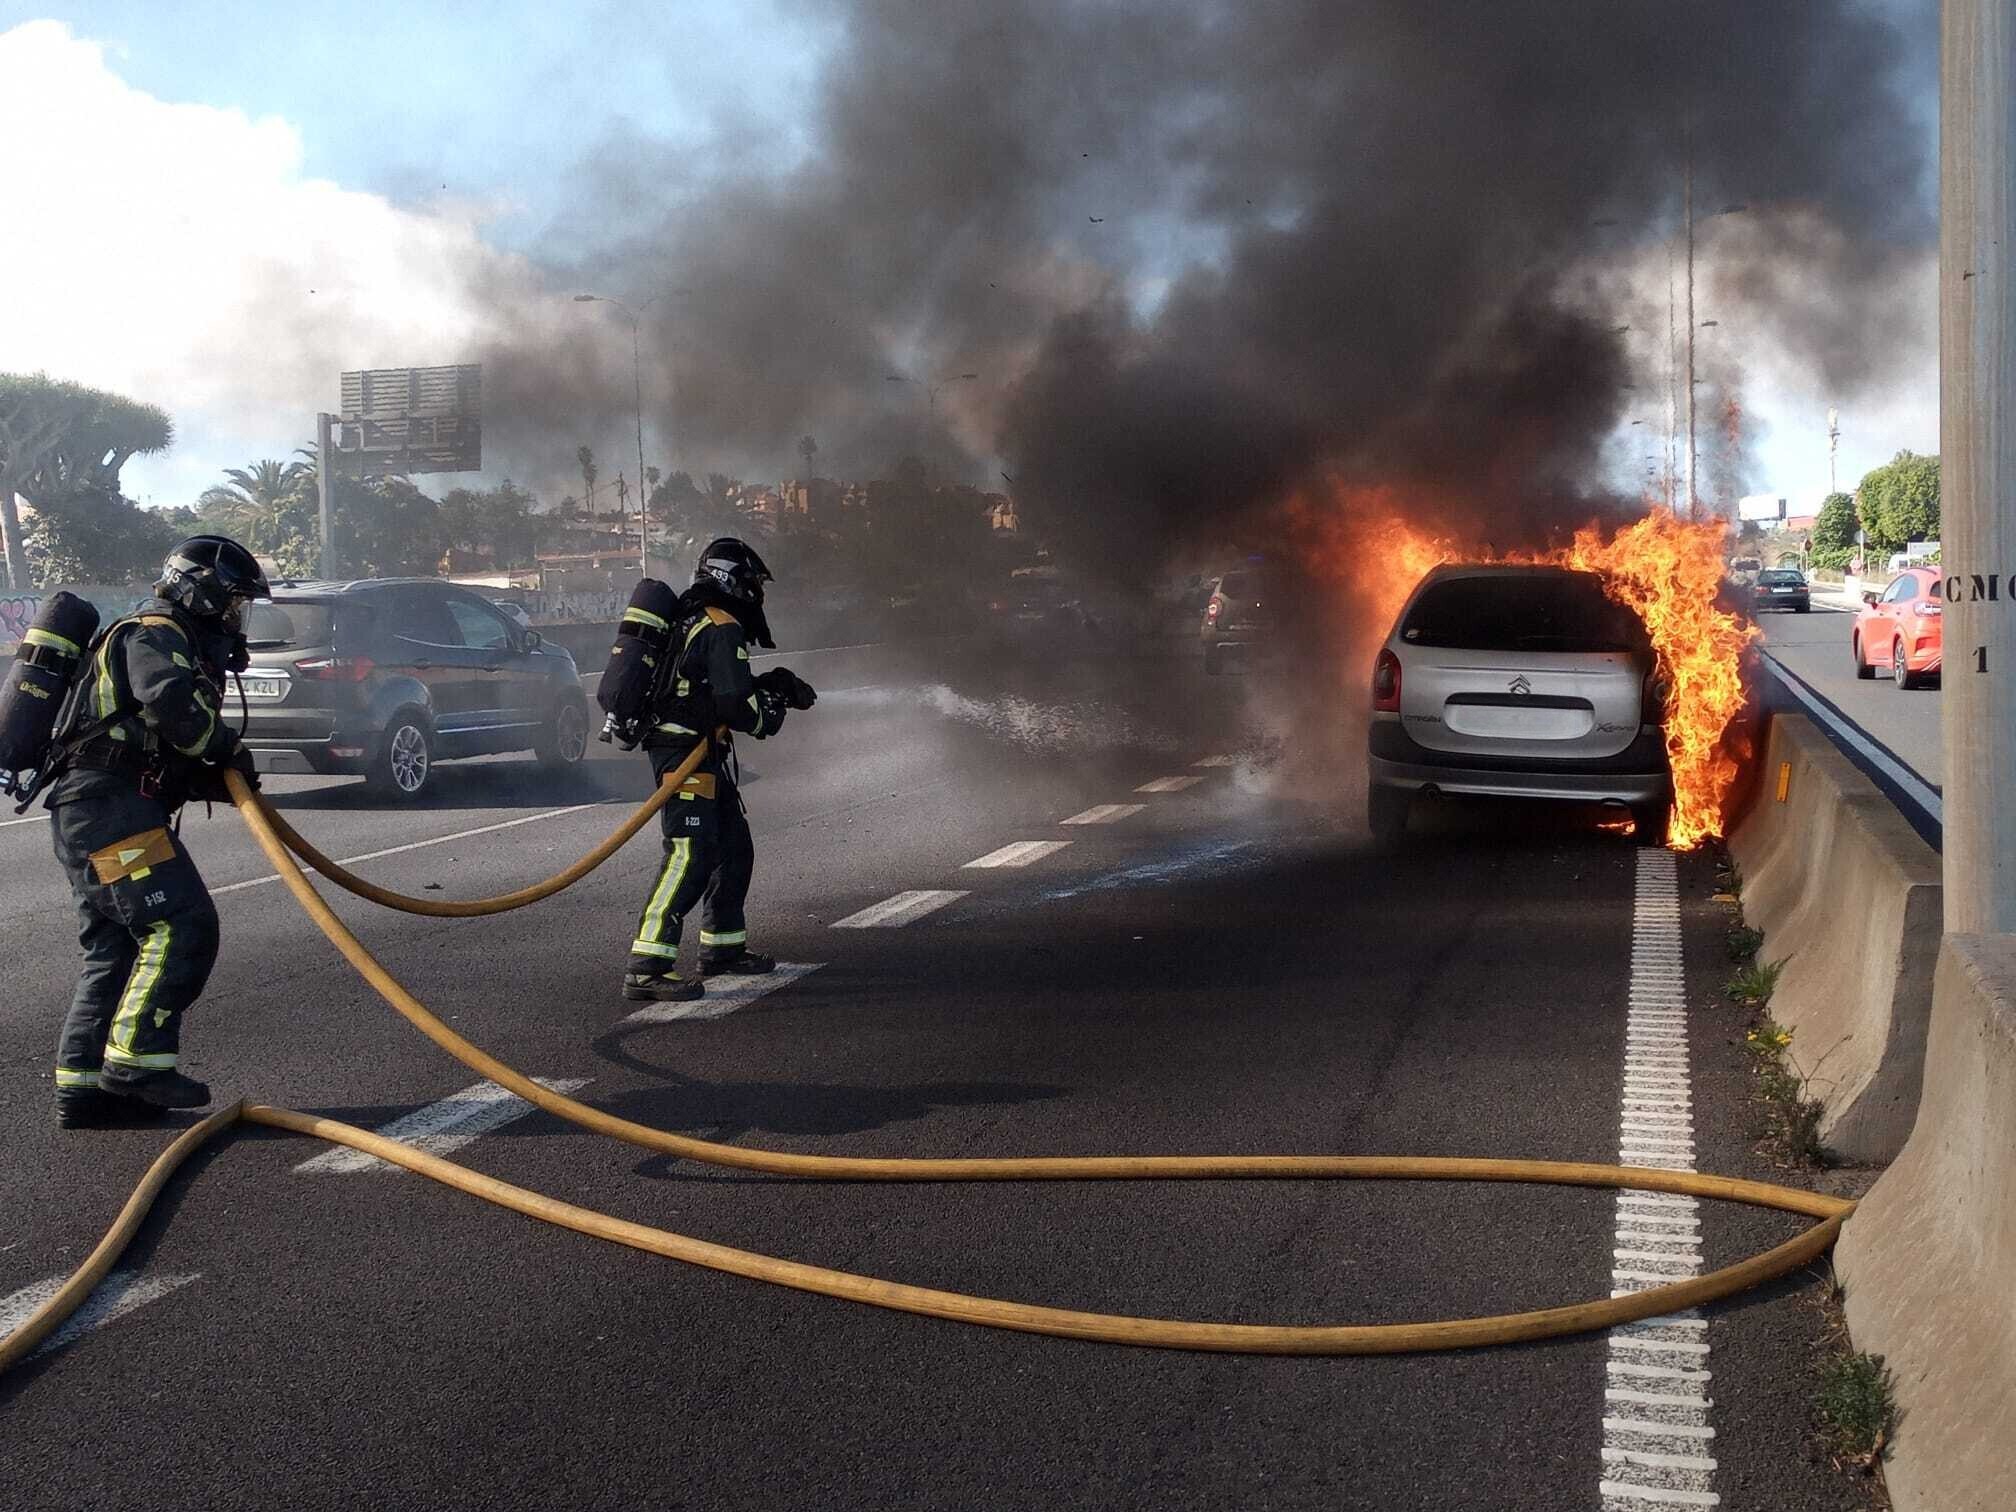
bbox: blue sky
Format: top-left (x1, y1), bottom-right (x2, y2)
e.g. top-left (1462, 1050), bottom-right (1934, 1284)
top-left (3, 0), bottom-right (833, 247)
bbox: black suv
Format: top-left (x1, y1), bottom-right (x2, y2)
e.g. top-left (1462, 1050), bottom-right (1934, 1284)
top-left (236, 579), bottom-right (591, 798)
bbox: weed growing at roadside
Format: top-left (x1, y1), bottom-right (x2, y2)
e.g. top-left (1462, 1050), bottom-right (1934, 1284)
top-left (1725, 957), bottom-right (1786, 1006)
top-left (1817, 1350), bottom-right (1897, 1467)
top-left (1725, 925), bottom-right (1764, 961)
top-left (1745, 1017), bottom-right (1830, 1166)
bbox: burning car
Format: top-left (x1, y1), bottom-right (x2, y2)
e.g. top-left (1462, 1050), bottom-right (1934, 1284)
top-left (1367, 564), bottom-right (1672, 845)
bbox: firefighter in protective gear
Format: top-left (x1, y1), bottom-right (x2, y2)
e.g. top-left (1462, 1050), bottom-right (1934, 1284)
top-left (45, 535), bottom-right (266, 1128)
top-left (623, 537), bottom-right (814, 1003)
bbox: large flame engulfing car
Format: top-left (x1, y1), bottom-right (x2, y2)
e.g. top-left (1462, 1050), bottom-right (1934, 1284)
top-left (1295, 493), bottom-right (1758, 850)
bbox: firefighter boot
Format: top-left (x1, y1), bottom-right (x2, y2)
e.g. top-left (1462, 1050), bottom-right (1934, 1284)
top-left (100, 1068), bottom-right (212, 1110)
top-left (699, 949), bottom-right (776, 978)
top-left (622, 972), bottom-right (705, 1003)
top-left (54, 1087), bottom-right (170, 1130)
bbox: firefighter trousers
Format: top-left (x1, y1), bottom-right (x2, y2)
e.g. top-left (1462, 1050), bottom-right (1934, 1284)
top-left (627, 750), bottom-right (753, 973)
top-left (49, 788), bottom-right (220, 1089)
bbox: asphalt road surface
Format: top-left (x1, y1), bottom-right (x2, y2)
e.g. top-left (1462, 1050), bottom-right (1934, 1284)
top-left (1756, 600), bottom-right (1942, 788)
top-left (2, 635), bottom-right (1855, 1511)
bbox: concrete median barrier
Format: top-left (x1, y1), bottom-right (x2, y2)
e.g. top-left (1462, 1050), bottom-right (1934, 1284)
top-left (1727, 714), bottom-right (1942, 1162)
top-left (1836, 934), bottom-right (2016, 1512)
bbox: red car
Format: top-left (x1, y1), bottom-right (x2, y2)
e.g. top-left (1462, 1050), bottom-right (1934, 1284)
top-left (1852, 567), bottom-right (1943, 689)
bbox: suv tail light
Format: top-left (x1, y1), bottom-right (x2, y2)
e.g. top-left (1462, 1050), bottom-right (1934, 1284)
top-left (1206, 596), bottom-right (1222, 623)
top-left (1641, 669), bottom-right (1672, 725)
top-left (295, 655), bottom-right (376, 682)
top-left (1372, 648), bottom-right (1402, 711)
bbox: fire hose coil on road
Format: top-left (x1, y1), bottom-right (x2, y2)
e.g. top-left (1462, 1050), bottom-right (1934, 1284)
top-left (0, 752), bottom-right (1856, 1373)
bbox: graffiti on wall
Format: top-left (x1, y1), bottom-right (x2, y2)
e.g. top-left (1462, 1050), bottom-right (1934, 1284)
top-left (1, 588), bottom-right (155, 656)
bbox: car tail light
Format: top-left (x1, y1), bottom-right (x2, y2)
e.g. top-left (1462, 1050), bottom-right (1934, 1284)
top-left (1642, 670), bottom-right (1672, 725)
top-left (295, 655), bottom-right (376, 682)
top-left (1206, 597), bottom-right (1222, 622)
top-left (1372, 648), bottom-right (1402, 711)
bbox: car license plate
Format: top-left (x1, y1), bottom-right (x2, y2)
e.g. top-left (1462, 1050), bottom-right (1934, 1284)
top-left (240, 677), bottom-right (286, 698)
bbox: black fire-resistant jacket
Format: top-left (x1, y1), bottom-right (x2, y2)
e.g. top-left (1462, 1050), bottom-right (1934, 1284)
top-left (642, 604), bottom-right (781, 751)
top-left (44, 599), bottom-right (244, 807)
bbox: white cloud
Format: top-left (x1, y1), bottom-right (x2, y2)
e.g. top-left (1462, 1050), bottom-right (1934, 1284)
top-left (0, 21), bottom-right (552, 505)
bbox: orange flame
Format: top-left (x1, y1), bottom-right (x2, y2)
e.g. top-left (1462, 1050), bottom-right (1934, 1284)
top-left (1289, 487), bottom-right (1756, 850)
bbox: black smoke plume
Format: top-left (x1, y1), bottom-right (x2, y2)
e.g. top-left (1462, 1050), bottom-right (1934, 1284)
top-left (487, 0), bottom-right (1935, 575)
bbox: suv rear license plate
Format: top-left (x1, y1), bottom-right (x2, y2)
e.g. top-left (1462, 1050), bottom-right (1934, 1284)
top-left (240, 677), bottom-right (286, 698)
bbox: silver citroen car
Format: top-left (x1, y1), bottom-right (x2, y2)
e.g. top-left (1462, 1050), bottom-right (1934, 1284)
top-left (1366, 564), bottom-right (1671, 844)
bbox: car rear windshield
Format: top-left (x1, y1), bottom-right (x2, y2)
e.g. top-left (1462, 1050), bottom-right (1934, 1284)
top-left (1218, 572), bottom-right (1252, 598)
top-left (1400, 574), bottom-right (1647, 653)
top-left (245, 600), bottom-right (352, 649)
top-left (1758, 571), bottom-right (1805, 585)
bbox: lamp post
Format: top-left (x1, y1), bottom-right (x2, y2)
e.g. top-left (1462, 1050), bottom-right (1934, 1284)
top-left (886, 370), bottom-right (980, 420)
top-left (574, 292), bottom-right (669, 575)
top-left (1683, 176), bottom-right (1748, 519)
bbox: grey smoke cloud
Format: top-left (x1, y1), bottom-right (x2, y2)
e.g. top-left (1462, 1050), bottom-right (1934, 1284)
top-left (483, 0), bottom-right (1935, 568)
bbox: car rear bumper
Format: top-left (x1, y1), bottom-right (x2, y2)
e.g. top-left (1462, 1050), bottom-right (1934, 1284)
top-left (1368, 719), bottom-right (1670, 806)
top-left (242, 738), bottom-right (369, 777)
top-left (1754, 593), bottom-right (1810, 610)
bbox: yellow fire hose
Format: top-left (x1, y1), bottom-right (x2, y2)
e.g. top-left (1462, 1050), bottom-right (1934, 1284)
top-left (0, 761), bottom-right (1856, 1375)
top-left (250, 739), bottom-right (711, 916)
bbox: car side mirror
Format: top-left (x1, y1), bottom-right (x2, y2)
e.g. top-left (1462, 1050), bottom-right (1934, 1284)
top-left (522, 629), bottom-right (543, 652)
top-left (1861, 592), bottom-right (1879, 606)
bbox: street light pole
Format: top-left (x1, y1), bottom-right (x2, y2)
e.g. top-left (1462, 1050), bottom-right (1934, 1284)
top-left (1941, 0), bottom-right (2016, 932)
top-left (1684, 143), bottom-right (1697, 520)
top-left (575, 292), bottom-right (664, 576)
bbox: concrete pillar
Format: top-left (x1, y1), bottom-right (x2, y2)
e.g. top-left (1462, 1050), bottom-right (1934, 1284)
top-left (1942, 0), bottom-right (2016, 933)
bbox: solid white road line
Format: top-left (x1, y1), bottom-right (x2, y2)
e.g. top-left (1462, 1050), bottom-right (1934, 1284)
top-left (0, 811), bottom-right (49, 829)
top-left (1598, 1481), bottom-right (1721, 1507)
top-left (1135, 775), bottom-right (1205, 793)
top-left (294, 1076), bottom-right (589, 1175)
top-left (0, 1269), bottom-right (200, 1360)
top-left (1601, 847), bottom-right (1719, 1512)
top-left (622, 962), bottom-right (824, 1024)
top-left (1061, 803), bottom-right (1145, 825)
top-left (211, 800), bottom-right (610, 896)
top-left (831, 889), bottom-right (969, 928)
top-left (1192, 755), bottom-right (1236, 767)
top-left (964, 840), bottom-right (1073, 869)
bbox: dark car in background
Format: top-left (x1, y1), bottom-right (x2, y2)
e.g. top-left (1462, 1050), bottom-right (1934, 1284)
top-left (1750, 567), bottom-right (1812, 613)
top-left (236, 579), bottom-right (591, 799)
top-left (1199, 569), bottom-right (1276, 673)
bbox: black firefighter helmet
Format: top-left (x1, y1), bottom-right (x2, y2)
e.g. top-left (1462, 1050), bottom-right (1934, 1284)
top-left (693, 536), bottom-right (773, 608)
top-left (158, 535), bottom-right (270, 625)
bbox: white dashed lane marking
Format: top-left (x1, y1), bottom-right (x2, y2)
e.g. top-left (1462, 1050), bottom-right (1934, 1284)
top-left (831, 890), bottom-right (969, 928)
top-left (1061, 804), bottom-right (1144, 825)
top-left (1135, 775), bottom-right (1205, 793)
top-left (1192, 755), bottom-right (1236, 767)
top-left (964, 840), bottom-right (1073, 869)
top-left (623, 962), bottom-right (824, 1024)
top-left (1600, 848), bottom-right (1719, 1510)
top-left (0, 1270), bottom-right (200, 1360)
top-left (293, 1076), bottom-right (590, 1175)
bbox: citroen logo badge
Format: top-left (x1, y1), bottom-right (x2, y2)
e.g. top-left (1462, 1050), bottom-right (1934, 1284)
top-left (1509, 675), bottom-right (1532, 696)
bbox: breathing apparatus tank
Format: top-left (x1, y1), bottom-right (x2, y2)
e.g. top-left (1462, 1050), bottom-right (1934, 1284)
top-left (596, 577), bottom-right (684, 748)
top-left (0, 591), bottom-right (103, 804)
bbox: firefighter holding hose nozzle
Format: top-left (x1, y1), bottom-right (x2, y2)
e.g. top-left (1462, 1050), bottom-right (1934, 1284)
top-left (610, 537), bottom-right (816, 1003)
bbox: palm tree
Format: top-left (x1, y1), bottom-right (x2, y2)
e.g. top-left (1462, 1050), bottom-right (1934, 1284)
top-left (576, 445), bottom-right (598, 523)
top-left (196, 459), bottom-right (314, 572)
